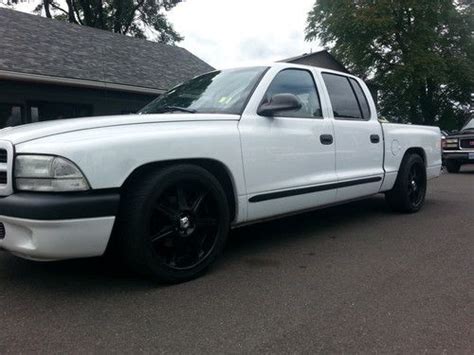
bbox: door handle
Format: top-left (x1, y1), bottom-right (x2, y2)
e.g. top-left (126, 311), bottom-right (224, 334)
top-left (320, 134), bottom-right (333, 145)
top-left (370, 134), bottom-right (380, 143)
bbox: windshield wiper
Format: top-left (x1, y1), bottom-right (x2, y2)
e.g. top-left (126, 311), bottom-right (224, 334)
top-left (156, 106), bottom-right (197, 113)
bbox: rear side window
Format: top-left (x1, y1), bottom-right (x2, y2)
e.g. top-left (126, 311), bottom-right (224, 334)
top-left (349, 78), bottom-right (371, 119)
top-left (263, 69), bottom-right (322, 118)
top-left (322, 73), bottom-right (369, 120)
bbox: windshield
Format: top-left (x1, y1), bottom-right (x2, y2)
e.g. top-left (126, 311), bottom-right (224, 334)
top-left (461, 118), bottom-right (474, 131)
top-left (139, 67), bottom-right (268, 115)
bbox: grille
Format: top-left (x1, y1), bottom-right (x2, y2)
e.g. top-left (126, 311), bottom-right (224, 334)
top-left (0, 149), bottom-right (6, 163)
top-left (0, 141), bottom-right (12, 195)
top-left (0, 223), bottom-right (4, 240)
top-left (460, 138), bottom-right (474, 149)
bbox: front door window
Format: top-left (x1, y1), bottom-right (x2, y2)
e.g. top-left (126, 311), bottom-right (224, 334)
top-left (263, 69), bottom-right (322, 118)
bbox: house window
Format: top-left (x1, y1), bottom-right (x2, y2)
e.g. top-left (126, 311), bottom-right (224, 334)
top-left (28, 101), bottom-right (93, 123)
top-left (0, 103), bottom-right (23, 128)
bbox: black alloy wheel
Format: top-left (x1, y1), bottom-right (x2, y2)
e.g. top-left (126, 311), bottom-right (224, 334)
top-left (149, 180), bottom-right (220, 271)
top-left (385, 154), bottom-right (427, 213)
top-left (406, 162), bottom-right (425, 208)
top-left (118, 164), bottom-right (230, 283)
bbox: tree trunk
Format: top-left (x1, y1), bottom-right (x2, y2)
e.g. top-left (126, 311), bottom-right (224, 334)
top-left (96, 0), bottom-right (106, 30)
top-left (78, 0), bottom-right (95, 26)
top-left (43, 0), bottom-right (53, 18)
top-left (65, 0), bottom-right (78, 23)
top-left (113, 0), bottom-right (122, 33)
top-left (419, 79), bottom-right (437, 125)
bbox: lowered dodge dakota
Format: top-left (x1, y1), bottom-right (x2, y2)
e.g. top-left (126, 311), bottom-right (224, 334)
top-left (0, 63), bottom-right (442, 282)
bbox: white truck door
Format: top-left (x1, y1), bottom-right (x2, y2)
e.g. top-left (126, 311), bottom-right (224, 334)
top-left (320, 72), bottom-right (384, 202)
top-left (239, 67), bottom-right (337, 221)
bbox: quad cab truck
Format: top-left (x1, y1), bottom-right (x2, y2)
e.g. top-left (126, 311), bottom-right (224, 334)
top-left (0, 63), bottom-right (442, 283)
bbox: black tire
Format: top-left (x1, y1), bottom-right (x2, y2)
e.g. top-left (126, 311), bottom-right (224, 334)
top-left (385, 154), bottom-right (427, 213)
top-left (445, 160), bottom-right (461, 173)
top-left (117, 164), bottom-right (230, 283)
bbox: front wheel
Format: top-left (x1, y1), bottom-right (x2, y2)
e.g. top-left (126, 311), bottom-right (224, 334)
top-left (445, 160), bottom-right (461, 173)
top-left (385, 154), bottom-right (427, 213)
top-left (117, 165), bottom-right (230, 283)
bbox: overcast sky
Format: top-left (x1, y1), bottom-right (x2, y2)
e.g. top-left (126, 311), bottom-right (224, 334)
top-left (168, 0), bottom-right (322, 68)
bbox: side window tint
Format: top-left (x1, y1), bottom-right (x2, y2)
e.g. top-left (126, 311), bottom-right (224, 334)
top-left (263, 69), bottom-right (322, 118)
top-left (322, 73), bottom-right (362, 119)
top-left (349, 78), bottom-right (371, 119)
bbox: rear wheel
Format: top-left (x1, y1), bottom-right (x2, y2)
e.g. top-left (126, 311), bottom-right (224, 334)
top-left (385, 154), bottom-right (427, 213)
top-left (117, 165), bottom-right (230, 283)
top-left (445, 160), bottom-right (461, 173)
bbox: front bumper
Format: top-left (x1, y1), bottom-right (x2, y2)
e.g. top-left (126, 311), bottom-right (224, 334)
top-left (0, 191), bottom-right (119, 261)
top-left (442, 151), bottom-right (474, 164)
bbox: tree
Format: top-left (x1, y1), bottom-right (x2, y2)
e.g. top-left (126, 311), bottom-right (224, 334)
top-left (306, 0), bottom-right (473, 129)
top-left (31, 0), bottom-right (183, 44)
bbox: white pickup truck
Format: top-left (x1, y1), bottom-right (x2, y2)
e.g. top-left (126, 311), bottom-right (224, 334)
top-left (0, 63), bottom-right (441, 282)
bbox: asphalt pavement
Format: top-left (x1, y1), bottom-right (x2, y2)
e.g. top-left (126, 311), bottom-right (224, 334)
top-left (1, 165), bottom-right (473, 353)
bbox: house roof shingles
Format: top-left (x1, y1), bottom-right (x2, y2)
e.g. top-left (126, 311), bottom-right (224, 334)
top-left (280, 50), bottom-right (349, 74)
top-left (0, 8), bottom-right (214, 92)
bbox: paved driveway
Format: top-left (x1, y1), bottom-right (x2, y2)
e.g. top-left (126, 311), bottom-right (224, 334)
top-left (1, 166), bottom-right (473, 353)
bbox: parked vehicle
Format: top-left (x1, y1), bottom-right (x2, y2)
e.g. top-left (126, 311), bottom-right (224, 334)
top-left (0, 63), bottom-right (442, 283)
top-left (442, 118), bottom-right (474, 173)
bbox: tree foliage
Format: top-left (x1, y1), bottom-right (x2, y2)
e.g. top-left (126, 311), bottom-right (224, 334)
top-left (306, 0), bottom-right (473, 129)
top-left (30, 0), bottom-right (183, 44)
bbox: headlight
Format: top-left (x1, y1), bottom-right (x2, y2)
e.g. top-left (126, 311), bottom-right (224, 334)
top-left (15, 155), bottom-right (90, 192)
top-left (443, 138), bottom-right (459, 150)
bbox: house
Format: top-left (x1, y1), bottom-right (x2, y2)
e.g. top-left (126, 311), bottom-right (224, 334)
top-left (280, 50), bottom-right (350, 73)
top-left (0, 8), bottom-right (213, 128)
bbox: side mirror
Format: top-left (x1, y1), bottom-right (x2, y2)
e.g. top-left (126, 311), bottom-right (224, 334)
top-left (257, 93), bottom-right (302, 117)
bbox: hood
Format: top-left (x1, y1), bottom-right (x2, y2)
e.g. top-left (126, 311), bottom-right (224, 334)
top-left (447, 129), bottom-right (474, 139)
top-left (0, 113), bottom-right (239, 145)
